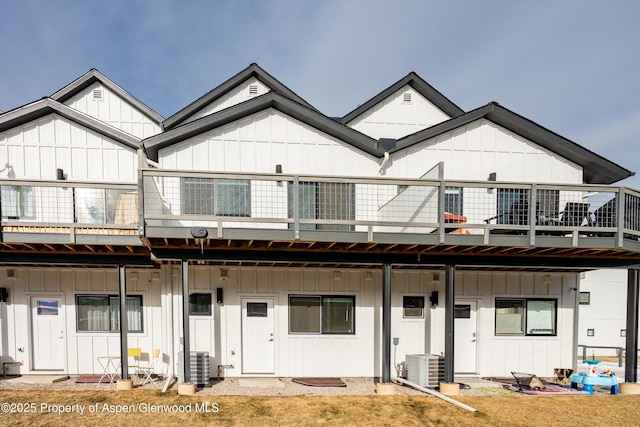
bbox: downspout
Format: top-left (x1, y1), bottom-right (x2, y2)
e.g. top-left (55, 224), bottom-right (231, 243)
top-left (378, 152), bottom-right (390, 175)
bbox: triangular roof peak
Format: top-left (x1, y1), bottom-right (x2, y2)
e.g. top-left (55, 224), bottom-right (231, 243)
top-left (163, 63), bottom-right (315, 130)
top-left (341, 71), bottom-right (464, 124)
top-left (145, 91), bottom-right (381, 161)
top-left (0, 98), bottom-right (141, 150)
top-left (393, 102), bottom-right (632, 185)
top-left (51, 68), bottom-right (164, 124)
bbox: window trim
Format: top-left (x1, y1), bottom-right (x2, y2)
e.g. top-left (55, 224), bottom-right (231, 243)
top-left (579, 292), bottom-right (590, 305)
top-left (181, 177), bottom-right (251, 217)
top-left (76, 294), bottom-right (144, 333)
top-left (288, 294), bottom-right (356, 335)
top-left (189, 293), bottom-right (212, 316)
top-left (494, 297), bottom-right (557, 337)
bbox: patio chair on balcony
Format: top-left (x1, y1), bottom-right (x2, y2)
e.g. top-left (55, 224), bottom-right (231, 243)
top-left (543, 202), bottom-right (591, 235)
top-left (484, 200), bottom-right (531, 234)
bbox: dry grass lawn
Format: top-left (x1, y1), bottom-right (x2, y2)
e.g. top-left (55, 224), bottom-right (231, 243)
top-left (1, 389), bottom-right (638, 426)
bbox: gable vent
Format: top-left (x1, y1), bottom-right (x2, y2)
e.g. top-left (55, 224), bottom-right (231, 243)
top-left (249, 85), bottom-right (258, 95)
top-left (92, 89), bottom-right (103, 100)
top-left (403, 92), bottom-right (412, 103)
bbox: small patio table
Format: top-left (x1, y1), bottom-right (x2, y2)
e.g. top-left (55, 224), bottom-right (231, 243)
top-left (96, 356), bottom-right (121, 387)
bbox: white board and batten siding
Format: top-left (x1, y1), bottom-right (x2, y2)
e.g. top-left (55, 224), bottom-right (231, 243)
top-left (0, 114), bottom-right (138, 182)
top-left (347, 85), bottom-right (452, 140)
top-left (0, 268), bottom-right (162, 375)
top-left (182, 77), bottom-right (271, 125)
top-left (159, 108), bottom-right (380, 176)
top-left (62, 82), bottom-right (162, 139)
top-left (387, 119), bottom-right (584, 184)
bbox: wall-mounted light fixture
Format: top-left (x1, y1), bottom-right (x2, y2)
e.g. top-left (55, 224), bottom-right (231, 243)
top-left (488, 172), bottom-right (496, 182)
top-left (429, 291), bottom-right (439, 307)
top-left (216, 287), bottom-right (224, 304)
top-left (56, 168), bottom-right (65, 180)
top-left (0, 287), bottom-right (8, 302)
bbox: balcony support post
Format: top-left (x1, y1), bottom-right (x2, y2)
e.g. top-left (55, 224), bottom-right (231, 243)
top-left (382, 263), bottom-right (392, 383)
top-left (444, 264), bottom-right (455, 383)
top-left (181, 260), bottom-right (191, 383)
top-left (625, 268), bottom-right (639, 383)
top-left (118, 264), bottom-right (129, 381)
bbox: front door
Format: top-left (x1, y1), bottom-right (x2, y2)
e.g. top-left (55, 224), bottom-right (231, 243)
top-left (454, 301), bottom-right (477, 374)
top-left (30, 296), bottom-right (66, 370)
top-left (241, 298), bottom-right (275, 374)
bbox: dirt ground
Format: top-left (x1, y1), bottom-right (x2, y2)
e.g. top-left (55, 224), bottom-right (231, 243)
top-left (0, 380), bottom-right (638, 426)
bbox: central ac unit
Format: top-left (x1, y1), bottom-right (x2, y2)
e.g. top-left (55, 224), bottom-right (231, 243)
top-left (405, 354), bottom-right (445, 388)
top-left (177, 351), bottom-right (210, 387)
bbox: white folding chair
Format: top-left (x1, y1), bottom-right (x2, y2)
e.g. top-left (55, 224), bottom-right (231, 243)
top-left (137, 349), bottom-right (160, 386)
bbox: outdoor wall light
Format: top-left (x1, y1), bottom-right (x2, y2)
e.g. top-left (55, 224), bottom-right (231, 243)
top-left (0, 287), bottom-right (8, 302)
top-left (429, 291), bottom-right (439, 307)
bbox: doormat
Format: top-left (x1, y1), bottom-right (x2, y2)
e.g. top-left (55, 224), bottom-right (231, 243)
top-left (292, 377), bottom-right (346, 387)
top-left (75, 375), bottom-right (121, 383)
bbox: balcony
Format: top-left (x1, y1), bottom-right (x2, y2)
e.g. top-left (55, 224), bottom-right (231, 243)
top-left (0, 179), bottom-right (141, 248)
top-left (141, 169), bottom-right (640, 268)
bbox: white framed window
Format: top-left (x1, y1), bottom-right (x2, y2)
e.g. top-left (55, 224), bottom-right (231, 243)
top-left (289, 295), bottom-right (355, 334)
top-left (495, 298), bottom-right (557, 336)
top-left (76, 295), bottom-right (143, 333)
top-left (288, 182), bottom-right (355, 231)
top-left (181, 177), bottom-right (250, 217)
top-left (403, 295), bottom-right (424, 318)
top-left (189, 293), bottom-right (212, 316)
top-left (579, 292), bottom-right (590, 305)
top-left (1, 185), bottom-right (34, 219)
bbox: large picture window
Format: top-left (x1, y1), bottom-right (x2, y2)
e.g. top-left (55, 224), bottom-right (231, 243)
top-left (495, 298), bottom-right (557, 336)
top-left (289, 295), bottom-right (355, 334)
top-left (181, 177), bottom-right (250, 217)
top-left (76, 295), bottom-right (143, 333)
top-left (1, 185), bottom-right (34, 219)
top-left (288, 182), bottom-right (355, 231)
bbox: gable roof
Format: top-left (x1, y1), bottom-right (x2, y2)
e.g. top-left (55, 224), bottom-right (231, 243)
top-left (51, 68), bottom-right (164, 125)
top-left (394, 102), bottom-right (633, 185)
top-left (144, 91), bottom-right (381, 161)
top-left (162, 63), bottom-right (316, 130)
top-left (341, 72), bottom-right (465, 124)
top-left (0, 98), bottom-right (141, 150)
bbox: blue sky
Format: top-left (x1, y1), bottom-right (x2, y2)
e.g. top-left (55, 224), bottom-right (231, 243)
top-left (1, 0), bottom-right (639, 187)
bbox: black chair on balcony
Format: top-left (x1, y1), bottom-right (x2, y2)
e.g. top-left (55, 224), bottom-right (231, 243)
top-left (485, 200), bottom-right (531, 235)
top-left (543, 202), bottom-right (591, 235)
top-left (592, 199), bottom-right (616, 237)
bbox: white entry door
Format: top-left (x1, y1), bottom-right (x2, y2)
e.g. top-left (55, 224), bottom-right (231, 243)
top-left (241, 298), bottom-right (275, 374)
top-left (30, 297), bottom-right (66, 370)
top-left (454, 301), bottom-right (477, 374)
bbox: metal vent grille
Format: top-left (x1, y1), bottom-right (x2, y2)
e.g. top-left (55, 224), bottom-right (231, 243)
top-left (93, 89), bottom-right (103, 100)
top-left (249, 85), bottom-right (258, 95)
top-left (403, 92), bottom-right (411, 103)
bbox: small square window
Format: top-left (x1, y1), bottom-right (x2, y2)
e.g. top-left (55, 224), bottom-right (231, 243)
top-left (403, 296), bottom-right (424, 318)
top-left (247, 302), bottom-right (268, 317)
top-left (587, 328), bottom-right (595, 337)
top-left (579, 292), bottom-right (590, 305)
top-left (189, 293), bottom-right (212, 316)
top-left (621, 329), bottom-right (626, 337)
